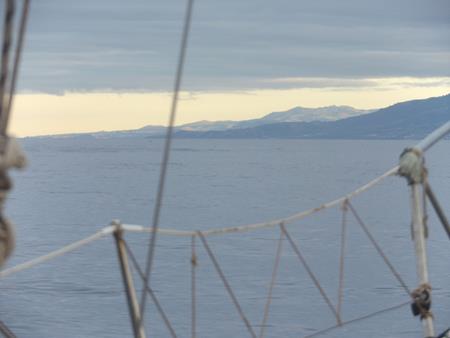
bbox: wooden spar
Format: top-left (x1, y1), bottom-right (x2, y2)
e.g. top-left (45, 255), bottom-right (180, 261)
top-left (399, 148), bottom-right (435, 338)
top-left (112, 221), bottom-right (147, 338)
top-left (410, 184), bottom-right (435, 337)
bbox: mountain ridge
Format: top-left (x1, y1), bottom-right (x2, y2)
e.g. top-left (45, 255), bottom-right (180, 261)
top-left (27, 94), bottom-right (449, 139)
top-left (173, 94), bottom-right (450, 140)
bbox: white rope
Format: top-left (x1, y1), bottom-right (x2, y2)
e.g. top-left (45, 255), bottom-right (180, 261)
top-left (0, 165), bottom-right (398, 278)
top-left (0, 226), bottom-right (114, 278)
top-left (122, 224), bottom-right (196, 237)
top-left (123, 165), bottom-right (399, 237)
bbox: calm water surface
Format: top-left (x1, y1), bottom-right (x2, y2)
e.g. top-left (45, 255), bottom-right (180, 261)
top-left (1, 138), bottom-right (449, 338)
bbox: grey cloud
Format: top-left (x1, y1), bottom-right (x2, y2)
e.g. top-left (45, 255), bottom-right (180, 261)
top-left (7, 0), bottom-right (450, 92)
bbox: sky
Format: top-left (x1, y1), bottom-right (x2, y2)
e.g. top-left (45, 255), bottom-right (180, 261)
top-left (4, 0), bottom-right (450, 136)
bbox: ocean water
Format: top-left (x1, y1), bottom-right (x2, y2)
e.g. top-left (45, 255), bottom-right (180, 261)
top-left (1, 138), bottom-right (449, 338)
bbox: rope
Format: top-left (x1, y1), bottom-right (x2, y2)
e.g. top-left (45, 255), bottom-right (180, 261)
top-left (346, 203), bottom-right (434, 329)
top-left (0, 164), bottom-right (440, 336)
top-left (258, 227), bottom-right (284, 338)
top-left (119, 166), bottom-right (398, 239)
top-left (346, 202), bottom-right (437, 319)
top-left (425, 181), bottom-right (450, 239)
top-left (191, 234), bottom-right (197, 338)
top-left (347, 202), bottom-right (411, 295)
top-left (0, 319), bottom-right (17, 338)
top-left (123, 224), bottom-right (196, 237)
top-left (337, 200), bottom-right (348, 324)
top-left (0, 176), bottom-right (395, 279)
top-left (0, 0), bottom-right (446, 335)
top-left (303, 300), bottom-right (411, 338)
top-left (202, 166), bottom-right (398, 237)
top-left (2, 0), bottom-right (31, 134)
top-left (140, 0), bottom-right (195, 319)
top-left (280, 223), bottom-right (340, 324)
top-left (0, 226), bottom-right (114, 278)
top-left (411, 283), bottom-right (432, 319)
top-left (0, 129), bottom-right (444, 338)
top-left (197, 231), bottom-right (258, 338)
top-left (123, 240), bottom-right (178, 338)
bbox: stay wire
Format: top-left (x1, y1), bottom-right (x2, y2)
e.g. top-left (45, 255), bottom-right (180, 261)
top-left (303, 300), bottom-right (411, 338)
top-left (258, 227), bottom-right (284, 338)
top-left (123, 240), bottom-right (178, 338)
top-left (280, 223), bottom-right (340, 324)
top-left (0, 319), bottom-right (17, 338)
top-left (347, 202), bottom-right (411, 295)
top-left (140, 0), bottom-right (195, 321)
top-left (337, 200), bottom-right (348, 324)
top-left (197, 231), bottom-right (258, 338)
top-left (425, 181), bottom-right (450, 239)
top-left (191, 234), bottom-right (197, 338)
top-left (347, 202), bottom-right (434, 319)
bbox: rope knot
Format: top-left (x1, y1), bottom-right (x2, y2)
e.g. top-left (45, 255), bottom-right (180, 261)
top-left (398, 148), bottom-right (427, 185)
top-left (411, 283), bottom-right (432, 319)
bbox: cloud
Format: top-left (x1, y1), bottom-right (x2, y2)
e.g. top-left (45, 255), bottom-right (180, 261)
top-left (14, 0), bottom-right (450, 93)
top-left (264, 76), bottom-right (450, 90)
top-left (10, 78), bottom-right (450, 136)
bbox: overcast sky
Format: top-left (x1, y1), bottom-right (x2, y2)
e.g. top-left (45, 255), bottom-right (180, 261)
top-left (18, 0), bottom-right (450, 92)
top-left (5, 0), bottom-right (450, 135)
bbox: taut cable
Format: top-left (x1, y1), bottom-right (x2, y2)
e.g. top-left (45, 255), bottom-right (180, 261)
top-left (140, 0), bottom-right (195, 321)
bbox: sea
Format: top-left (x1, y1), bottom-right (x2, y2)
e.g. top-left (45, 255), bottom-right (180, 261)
top-left (1, 137), bottom-right (449, 338)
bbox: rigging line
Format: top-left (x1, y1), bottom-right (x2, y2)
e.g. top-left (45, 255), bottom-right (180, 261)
top-left (0, 226), bottom-right (114, 278)
top-left (123, 240), bottom-right (178, 338)
top-left (0, 319), bottom-right (17, 338)
top-left (120, 167), bottom-right (397, 238)
top-left (190, 235), bottom-right (197, 338)
top-left (258, 226), bottom-right (284, 338)
top-left (197, 231), bottom-right (258, 338)
top-left (336, 200), bottom-right (348, 324)
top-left (346, 202), bottom-right (411, 296)
top-left (303, 300), bottom-right (410, 338)
top-left (140, 0), bottom-right (195, 320)
top-left (199, 166), bottom-right (399, 237)
top-left (0, 0), bottom-right (14, 135)
top-left (2, 0), bottom-right (30, 135)
top-left (346, 202), bottom-right (433, 318)
top-left (425, 181), bottom-right (450, 239)
top-left (280, 223), bottom-right (340, 324)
